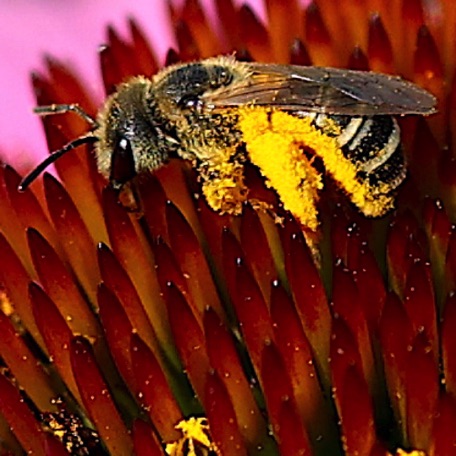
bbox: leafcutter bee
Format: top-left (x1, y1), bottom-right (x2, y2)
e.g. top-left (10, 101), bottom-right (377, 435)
top-left (20, 56), bottom-right (436, 231)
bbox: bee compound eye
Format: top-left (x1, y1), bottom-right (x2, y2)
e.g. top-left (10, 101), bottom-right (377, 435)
top-left (218, 69), bottom-right (232, 86)
top-left (210, 67), bottom-right (233, 88)
top-left (109, 136), bottom-right (137, 190)
top-left (178, 95), bottom-right (203, 110)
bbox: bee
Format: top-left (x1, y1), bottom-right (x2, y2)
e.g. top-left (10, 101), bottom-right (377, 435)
top-left (19, 56), bottom-right (436, 231)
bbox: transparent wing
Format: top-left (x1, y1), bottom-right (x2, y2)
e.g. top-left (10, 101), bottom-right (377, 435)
top-left (202, 63), bottom-right (436, 116)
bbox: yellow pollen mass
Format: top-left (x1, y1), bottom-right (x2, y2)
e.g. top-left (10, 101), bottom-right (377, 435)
top-left (199, 147), bottom-right (248, 215)
top-left (237, 107), bottom-right (393, 230)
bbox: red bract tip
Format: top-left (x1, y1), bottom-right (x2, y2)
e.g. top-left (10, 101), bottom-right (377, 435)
top-left (330, 316), bottom-right (365, 395)
top-left (423, 198), bottom-right (451, 258)
top-left (449, 68), bottom-right (456, 146)
top-left (422, 199), bottom-right (452, 305)
top-left (70, 337), bottom-right (134, 454)
top-left (265, 0), bottom-right (302, 63)
top-left (138, 174), bottom-right (169, 242)
top-left (34, 60), bottom-right (75, 114)
top-left (395, 0), bottom-right (425, 75)
top-left (34, 111), bottom-right (92, 184)
top-left (368, 13), bottom-right (394, 74)
top-left (330, 318), bottom-right (378, 454)
top-left (351, 245), bottom-right (387, 331)
top-left (166, 0), bottom-right (178, 24)
top-left (430, 393), bottom-right (456, 455)
top-left (232, 257), bottom-right (275, 373)
top-left (438, 155), bottom-right (456, 217)
top-left (166, 283), bottom-right (210, 402)
top-left (0, 304), bottom-right (54, 412)
top-left (0, 373), bottom-right (49, 455)
top-left (204, 371), bottom-right (248, 455)
top-left (0, 233), bottom-right (38, 342)
top-left (330, 207), bottom-right (360, 265)
top-left (44, 174), bottom-right (101, 303)
top-left (38, 118), bottom-right (101, 217)
top-left (156, 161), bottom-right (199, 236)
top-left (128, 19), bottom-right (159, 77)
top-left (290, 39), bottom-right (312, 66)
top-left (270, 282), bottom-right (337, 454)
top-left (215, 0), bottom-right (240, 50)
top-left (238, 5), bottom-right (272, 62)
top-left (276, 399), bottom-right (313, 456)
top-left (102, 187), bottom-right (166, 336)
top-left (402, 0), bottom-right (425, 33)
top-left (152, 237), bottom-right (190, 296)
top-left (203, 307), bottom-right (271, 451)
top-left (260, 342), bottom-right (312, 455)
top-left (165, 48), bottom-right (181, 65)
top-left (166, 201), bottom-right (223, 318)
top-left (404, 332), bottom-right (439, 450)
top-left (279, 220), bottom-right (331, 377)
top-left (442, 293), bottom-right (456, 397)
top-left (403, 261), bottom-right (438, 357)
top-left (331, 263), bottom-right (375, 386)
top-left (30, 282), bottom-right (81, 404)
top-left (240, 205), bottom-right (277, 300)
top-left (347, 46), bottom-right (370, 71)
top-left (175, 20), bottom-right (201, 61)
top-left (97, 243), bottom-right (162, 351)
top-left (379, 292), bottom-right (413, 432)
top-left (409, 117), bottom-right (441, 194)
top-left (338, 366), bottom-right (377, 455)
top-left (236, 48), bottom-right (253, 62)
top-left (387, 212), bottom-right (428, 297)
top-left (414, 25), bottom-right (444, 102)
top-left (0, 167), bottom-right (25, 260)
top-left (132, 419), bottom-right (165, 456)
top-left (194, 192), bottom-right (230, 273)
top-left (97, 283), bottom-right (136, 390)
top-left (130, 333), bottom-right (182, 442)
top-left (43, 433), bottom-right (72, 456)
top-left (27, 227), bottom-right (100, 339)
top-left (445, 226), bottom-right (456, 294)
top-left (99, 45), bottom-right (124, 96)
top-left (44, 57), bottom-right (97, 117)
top-left (221, 228), bottom-right (245, 305)
top-left (181, 0), bottom-right (221, 57)
top-left (5, 166), bottom-right (57, 252)
top-left (107, 25), bottom-right (141, 79)
top-left (102, 186), bottom-right (141, 256)
top-left (303, 2), bottom-right (336, 66)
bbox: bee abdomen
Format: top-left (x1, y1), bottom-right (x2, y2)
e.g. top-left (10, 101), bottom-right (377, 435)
top-left (313, 114), bottom-right (406, 192)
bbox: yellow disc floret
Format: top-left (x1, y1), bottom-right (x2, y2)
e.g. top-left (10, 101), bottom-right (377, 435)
top-left (166, 417), bottom-right (219, 456)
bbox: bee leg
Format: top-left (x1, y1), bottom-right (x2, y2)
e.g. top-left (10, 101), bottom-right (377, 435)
top-left (198, 159), bottom-right (248, 216)
top-left (116, 181), bottom-right (143, 215)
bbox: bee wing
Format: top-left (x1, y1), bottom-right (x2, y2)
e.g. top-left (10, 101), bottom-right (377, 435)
top-left (202, 63), bottom-right (436, 116)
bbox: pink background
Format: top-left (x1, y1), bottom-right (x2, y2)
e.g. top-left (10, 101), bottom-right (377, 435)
top-left (0, 0), bottom-right (282, 170)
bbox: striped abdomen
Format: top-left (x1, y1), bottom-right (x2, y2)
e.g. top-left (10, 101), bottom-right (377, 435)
top-left (313, 113), bottom-right (406, 194)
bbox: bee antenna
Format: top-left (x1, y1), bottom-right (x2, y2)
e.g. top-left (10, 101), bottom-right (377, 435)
top-left (18, 134), bottom-right (98, 191)
top-left (34, 104), bottom-right (98, 127)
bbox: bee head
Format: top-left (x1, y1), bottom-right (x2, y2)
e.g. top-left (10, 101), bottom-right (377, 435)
top-left (18, 56), bottom-right (244, 194)
top-left (95, 77), bottom-right (179, 191)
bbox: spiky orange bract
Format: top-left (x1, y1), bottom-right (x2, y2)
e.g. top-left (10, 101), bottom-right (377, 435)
top-left (0, 0), bottom-right (455, 455)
